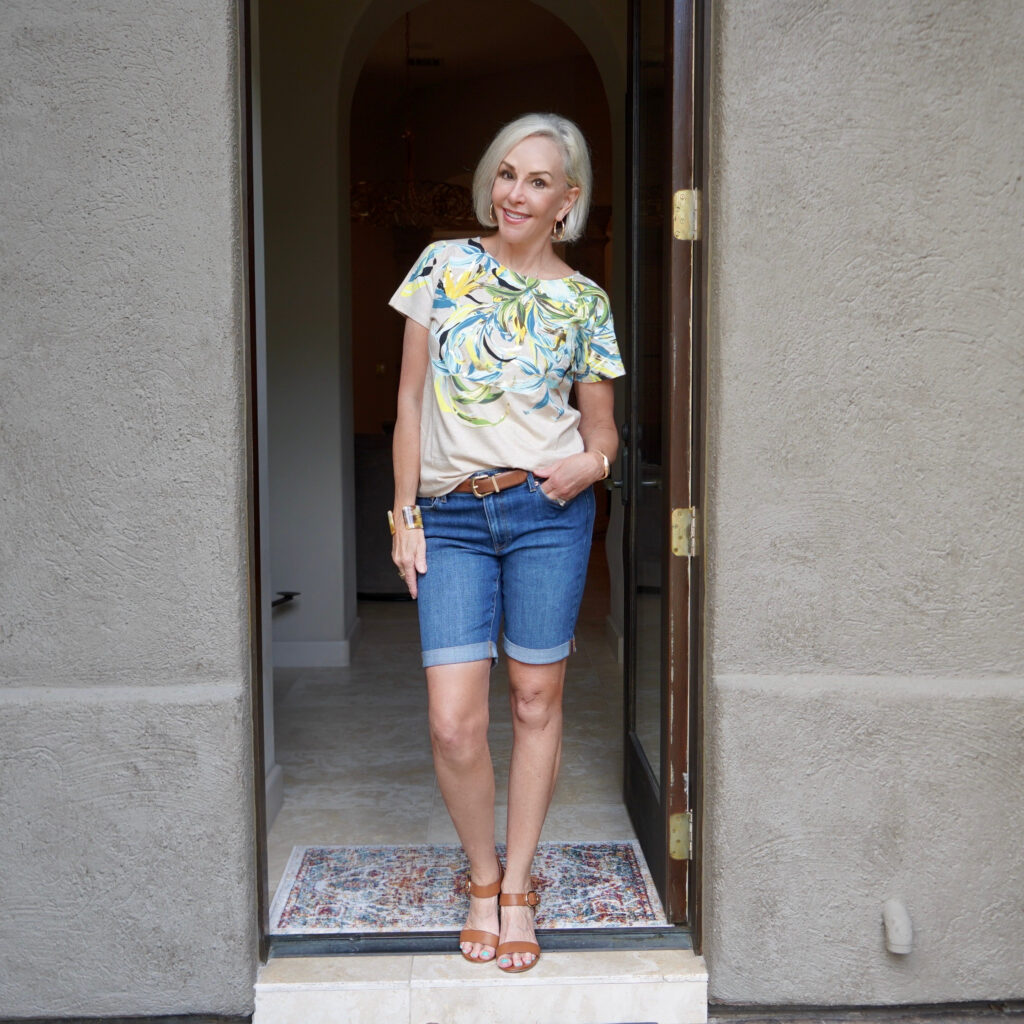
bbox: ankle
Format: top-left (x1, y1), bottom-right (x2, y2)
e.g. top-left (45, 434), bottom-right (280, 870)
top-left (467, 855), bottom-right (503, 894)
top-left (501, 878), bottom-right (532, 895)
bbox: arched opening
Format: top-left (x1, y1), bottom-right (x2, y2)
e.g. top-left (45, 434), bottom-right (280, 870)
top-left (349, 0), bottom-right (614, 595)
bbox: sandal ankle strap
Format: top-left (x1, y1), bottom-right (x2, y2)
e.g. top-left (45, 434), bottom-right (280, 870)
top-left (467, 876), bottom-right (502, 899)
top-left (467, 859), bottom-right (504, 899)
top-left (499, 890), bottom-right (540, 908)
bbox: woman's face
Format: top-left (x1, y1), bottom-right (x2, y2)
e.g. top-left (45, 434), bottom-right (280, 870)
top-left (491, 135), bottom-right (579, 245)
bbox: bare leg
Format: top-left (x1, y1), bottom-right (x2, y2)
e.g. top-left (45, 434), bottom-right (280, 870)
top-left (427, 659), bottom-right (500, 961)
top-left (499, 656), bottom-right (567, 969)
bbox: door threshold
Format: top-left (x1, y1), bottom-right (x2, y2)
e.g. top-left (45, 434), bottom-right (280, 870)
top-left (268, 925), bottom-right (691, 958)
top-left (255, 947), bottom-right (707, 1024)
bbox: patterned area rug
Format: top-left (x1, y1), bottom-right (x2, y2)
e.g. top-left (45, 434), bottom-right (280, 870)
top-left (270, 841), bottom-right (667, 934)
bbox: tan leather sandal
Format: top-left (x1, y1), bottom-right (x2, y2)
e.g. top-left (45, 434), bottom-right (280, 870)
top-left (459, 862), bottom-right (503, 963)
top-left (496, 890), bottom-right (541, 973)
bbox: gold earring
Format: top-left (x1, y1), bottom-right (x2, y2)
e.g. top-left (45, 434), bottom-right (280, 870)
top-left (489, 203), bottom-right (496, 223)
top-left (553, 219), bottom-right (566, 242)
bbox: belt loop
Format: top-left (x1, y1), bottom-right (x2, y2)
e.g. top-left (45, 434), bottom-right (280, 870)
top-left (526, 471), bottom-right (537, 492)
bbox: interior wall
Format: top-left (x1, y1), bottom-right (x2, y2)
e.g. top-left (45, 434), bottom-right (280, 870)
top-left (259, 0), bottom-right (360, 668)
top-left (703, 0), bottom-right (1024, 1004)
top-left (259, 0), bottom-right (627, 662)
top-left (0, 1), bottom-right (256, 1016)
top-left (249, 0), bottom-right (284, 829)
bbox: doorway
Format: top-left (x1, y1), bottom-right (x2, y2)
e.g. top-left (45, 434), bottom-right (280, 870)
top-left (251, 0), bottom-right (702, 950)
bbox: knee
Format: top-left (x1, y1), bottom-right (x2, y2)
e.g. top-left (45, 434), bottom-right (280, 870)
top-left (429, 707), bottom-right (488, 763)
top-left (510, 687), bottom-right (561, 730)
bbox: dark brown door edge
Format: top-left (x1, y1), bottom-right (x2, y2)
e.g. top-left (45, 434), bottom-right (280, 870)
top-left (238, 0), bottom-right (271, 964)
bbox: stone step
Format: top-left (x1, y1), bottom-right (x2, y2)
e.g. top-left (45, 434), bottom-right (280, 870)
top-left (254, 948), bottom-right (707, 1024)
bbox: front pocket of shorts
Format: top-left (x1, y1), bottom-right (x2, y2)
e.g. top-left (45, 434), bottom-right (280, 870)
top-left (538, 485), bottom-right (570, 509)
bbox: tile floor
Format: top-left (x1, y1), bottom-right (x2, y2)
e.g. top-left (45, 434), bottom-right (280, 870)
top-left (266, 553), bottom-right (640, 900)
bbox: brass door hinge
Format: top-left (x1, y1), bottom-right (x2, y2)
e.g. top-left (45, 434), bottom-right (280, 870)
top-left (671, 507), bottom-right (698, 557)
top-left (669, 811), bottom-right (693, 861)
top-left (672, 188), bottom-right (702, 241)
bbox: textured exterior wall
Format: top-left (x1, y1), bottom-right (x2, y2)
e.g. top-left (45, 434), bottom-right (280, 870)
top-left (0, 1), bottom-right (256, 1016)
top-left (704, 0), bottom-right (1024, 1004)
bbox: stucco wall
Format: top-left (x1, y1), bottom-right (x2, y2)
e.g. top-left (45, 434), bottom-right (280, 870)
top-left (0, 1), bottom-right (256, 1016)
top-left (704, 0), bottom-right (1024, 1004)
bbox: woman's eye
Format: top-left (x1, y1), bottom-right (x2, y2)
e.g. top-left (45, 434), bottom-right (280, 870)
top-left (532, 179), bottom-right (546, 188)
top-left (499, 169), bottom-right (513, 180)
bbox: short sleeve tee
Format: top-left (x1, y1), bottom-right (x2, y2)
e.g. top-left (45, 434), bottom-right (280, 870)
top-left (389, 237), bottom-right (625, 497)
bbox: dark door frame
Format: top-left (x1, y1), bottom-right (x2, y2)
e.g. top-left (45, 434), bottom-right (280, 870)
top-left (240, 0), bottom-right (711, 962)
top-left (238, 0), bottom-right (271, 964)
top-left (621, 0), bottom-right (708, 944)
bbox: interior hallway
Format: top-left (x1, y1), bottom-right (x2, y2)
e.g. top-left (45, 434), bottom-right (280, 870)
top-left (267, 546), bottom-right (637, 899)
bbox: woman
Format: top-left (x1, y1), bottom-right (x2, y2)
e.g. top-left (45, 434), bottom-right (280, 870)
top-left (388, 113), bottom-right (624, 973)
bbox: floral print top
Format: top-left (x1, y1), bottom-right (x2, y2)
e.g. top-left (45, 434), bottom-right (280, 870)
top-left (390, 237), bottom-right (625, 496)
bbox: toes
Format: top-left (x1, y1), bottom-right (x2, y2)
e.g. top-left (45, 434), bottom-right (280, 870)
top-left (497, 951), bottom-right (535, 969)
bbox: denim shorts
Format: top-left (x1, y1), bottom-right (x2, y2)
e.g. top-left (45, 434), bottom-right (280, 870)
top-left (416, 471), bottom-right (596, 668)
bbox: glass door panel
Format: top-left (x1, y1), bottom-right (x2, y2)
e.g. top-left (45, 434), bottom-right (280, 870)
top-left (622, 0), bottom-right (703, 927)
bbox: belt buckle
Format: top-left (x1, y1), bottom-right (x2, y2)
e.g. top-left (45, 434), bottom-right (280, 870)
top-left (470, 473), bottom-right (500, 498)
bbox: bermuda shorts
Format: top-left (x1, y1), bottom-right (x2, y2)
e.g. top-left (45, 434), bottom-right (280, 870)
top-left (415, 470), bottom-right (596, 668)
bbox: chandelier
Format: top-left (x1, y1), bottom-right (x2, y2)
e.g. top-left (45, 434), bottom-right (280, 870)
top-left (350, 12), bottom-right (479, 231)
top-left (350, 179), bottom-right (477, 230)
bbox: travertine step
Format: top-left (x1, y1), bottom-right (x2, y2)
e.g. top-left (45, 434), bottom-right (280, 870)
top-left (254, 948), bottom-right (707, 1024)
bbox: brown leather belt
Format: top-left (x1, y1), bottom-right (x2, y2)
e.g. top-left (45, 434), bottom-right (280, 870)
top-left (451, 469), bottom-right (529, 497)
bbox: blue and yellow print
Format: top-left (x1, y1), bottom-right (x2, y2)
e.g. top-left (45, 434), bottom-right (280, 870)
top-left (398, 239), bottom-right (622, 426)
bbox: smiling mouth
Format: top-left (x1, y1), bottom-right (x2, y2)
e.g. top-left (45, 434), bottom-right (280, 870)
top-left (502, 208), bottom-right (529, 223)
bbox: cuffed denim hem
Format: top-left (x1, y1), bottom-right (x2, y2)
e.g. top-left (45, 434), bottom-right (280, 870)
top-left (422, 640), bottom-right (498, 668)
top-left (503, 635), bottom-right (573, 665)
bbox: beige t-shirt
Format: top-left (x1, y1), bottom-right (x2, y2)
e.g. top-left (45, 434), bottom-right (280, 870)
top-left (389, 238), bottom-right (625, 497)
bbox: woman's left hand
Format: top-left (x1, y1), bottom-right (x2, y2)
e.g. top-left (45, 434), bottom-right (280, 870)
top-left (534, 451), bottom-right (606, 504)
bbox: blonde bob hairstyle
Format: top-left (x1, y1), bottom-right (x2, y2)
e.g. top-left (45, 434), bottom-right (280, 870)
top-left (472, 113), bottom-right (592, 244)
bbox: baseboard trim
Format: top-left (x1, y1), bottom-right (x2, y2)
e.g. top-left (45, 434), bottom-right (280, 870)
top-left (265, 761), bottom-right (284, 829)
top-left (272, 616), bottom-right (362, 669)
top-left (605, 612), bottom-right (624, 664)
